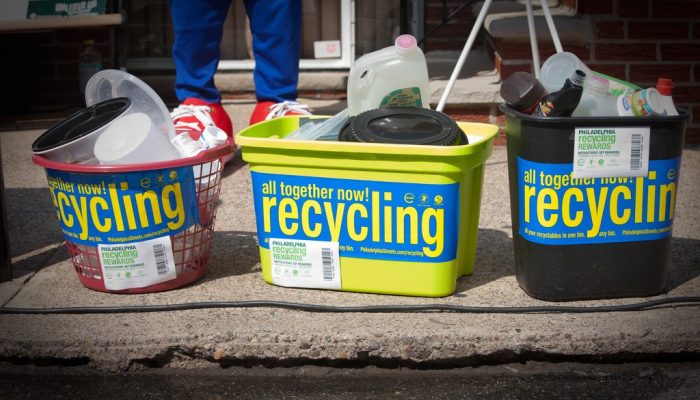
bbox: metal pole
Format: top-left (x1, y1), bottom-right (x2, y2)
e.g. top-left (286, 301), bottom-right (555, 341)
top-left (540, 0), bottom-right (563, 53)
top-left (525, 0), bottom-right (541, 78)
top-left (436, 0), bottom-right (493, 112)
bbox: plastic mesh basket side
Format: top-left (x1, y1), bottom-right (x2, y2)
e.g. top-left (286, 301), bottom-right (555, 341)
top-left (60, 156), bottom-right (225, 293)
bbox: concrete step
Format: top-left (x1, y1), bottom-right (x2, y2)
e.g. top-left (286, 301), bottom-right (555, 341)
top-left (137, 48), bottom-right (502, 110)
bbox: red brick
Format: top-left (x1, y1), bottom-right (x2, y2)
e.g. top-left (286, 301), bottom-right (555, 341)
top-left (629, 63), bottom-right (691, 84)
top-left (425, 21), bottom-right (475, 37)
top-left (425, 2), bottom-right (473, 21)
top-left (660, 43), bottom-right (700, 61)
top-left (587, 64), bottom-right (627, 81)
top-left (494, 131), bottom-right (507, 146)
top-left (494, 52), bottom-right (502, 70)
top-left (628, 21), bottom-right (689, 40)
top-left (596, 21), bottom-right (625, 39)
top-left (617, 0), bottom-right (650, 18)
top-left (671, 84), bottom-right (700, 103)
top-left (495, 42), bottom-right (534, 60)
top-left (692, 106), bottom-right (700, 125)
top-left (424, 38), bottom-right (465, 51)
top-left (653, 1), bottom-right (700, 19)
top-left (684, 127), bottom-right (700, 144)
top-left (595, 43), bottom-right (657, 61)
top-left (498, 63), bottom-right (536, 80)
top-left (425, 4), bottom-right (444, 22)
top-left (496, 42), bottom-right (590, 62)
top-left (579, 0), bottom-right (614, 15)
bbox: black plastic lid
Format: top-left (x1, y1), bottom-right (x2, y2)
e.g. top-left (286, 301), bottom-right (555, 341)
top-left (339, 107), bottom-right (467, 146)
top-left (32, 97), bottom-right (131, 152)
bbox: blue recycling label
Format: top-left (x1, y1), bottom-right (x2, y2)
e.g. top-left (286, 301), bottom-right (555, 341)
top-left (517, 157), bottom-right (680, 245)
top-left (251, 172), bottom-right (460, 262)
top-left (45, 166), bottom-right (199, 246)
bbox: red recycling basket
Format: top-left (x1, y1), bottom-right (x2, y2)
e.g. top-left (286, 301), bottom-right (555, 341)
top-left (32, 143), bottom-right (233, 294)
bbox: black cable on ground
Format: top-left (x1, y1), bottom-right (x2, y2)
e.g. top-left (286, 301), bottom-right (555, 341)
top-left (1, 296), bottom-right (699, 315)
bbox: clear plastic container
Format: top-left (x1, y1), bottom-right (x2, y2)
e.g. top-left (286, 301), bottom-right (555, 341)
top-left (347, 34), bottom-right (430, 116)
top-left (539, 52), bottom-right (592, 93)
top-left (572, 75), bottom-right (619, 117)
top-left (85, 69), bottom-right (177, 141)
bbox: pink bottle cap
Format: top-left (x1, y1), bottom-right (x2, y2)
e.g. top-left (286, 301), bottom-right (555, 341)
top-left (395, 34), bottom-right (417, 54)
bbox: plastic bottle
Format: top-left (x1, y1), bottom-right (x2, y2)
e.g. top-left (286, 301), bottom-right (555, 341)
top-left (539, 52), bottom-right (638, 97)
top-left (347, 34), bottom-right (430, 116)
top-left (532, 70), bottom-right (586, 117)
top-left (172, 132), bottom-right (208, 158)
top-left (500, 71), bottom-right (546, 113)
top-left (572, 75), bottom-right (619, 117)
top-left (616, 88), bottom-right (666, 117)
top-left (656, 78), bottom-right (678, 116)
top-left (79, 39), bottom-right (103, 94)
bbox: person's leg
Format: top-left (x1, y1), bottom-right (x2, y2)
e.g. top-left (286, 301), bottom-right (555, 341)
top-left (244, 0), bottom-right (301, 103)
top-left (170, 0), bottom-right (234, 149)
top-left (170, 0), bottom-right (231, 103)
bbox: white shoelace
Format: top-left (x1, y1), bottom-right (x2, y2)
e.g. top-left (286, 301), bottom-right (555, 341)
top-left (170, 104), bottom-right (215, 133)
top-left (265, 101), bottom-right (312, 121)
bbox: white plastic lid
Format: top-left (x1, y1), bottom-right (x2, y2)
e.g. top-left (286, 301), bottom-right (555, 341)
top-left (645, 88), bottom-right (666, 114)
top-left (84, 69), bottom-right (176, 140)
top-left (540, 52), bottom-right (592, 93)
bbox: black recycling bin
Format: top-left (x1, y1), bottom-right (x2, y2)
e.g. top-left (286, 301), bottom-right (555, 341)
top-left (501, 105), bottom-right (688, 301)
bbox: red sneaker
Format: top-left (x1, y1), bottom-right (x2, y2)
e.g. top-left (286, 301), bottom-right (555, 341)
top-left (171, 98), bottom-right (234, 142)
top-left (171, 98), bottom-right (235, 163)
top-left (249, 100), bottom-right (312, 125)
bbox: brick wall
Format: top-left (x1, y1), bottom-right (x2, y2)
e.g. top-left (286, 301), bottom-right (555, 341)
top-left (423, 0), bottom-right (482, 51)
top-left (494, 0), bottom-right (700, 144)
top-left (0, 28), bottom-right (115, 113)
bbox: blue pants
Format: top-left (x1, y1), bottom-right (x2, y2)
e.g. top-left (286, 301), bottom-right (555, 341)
top-left (170, 0), bottom-right (301, 104)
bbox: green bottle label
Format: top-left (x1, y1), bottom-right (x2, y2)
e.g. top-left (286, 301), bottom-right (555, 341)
top-left (379, 87), bottom-right (423, 107)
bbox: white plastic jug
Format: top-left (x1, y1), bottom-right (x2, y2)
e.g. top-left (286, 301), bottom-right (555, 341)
top-left (347, 34), bottom-right (431, 116)
top-left (572, 75), bottom-right (619, 117)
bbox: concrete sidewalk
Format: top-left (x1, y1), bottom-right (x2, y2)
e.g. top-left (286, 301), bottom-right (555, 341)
top-left (1, 99), bottom-right (699, 371)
